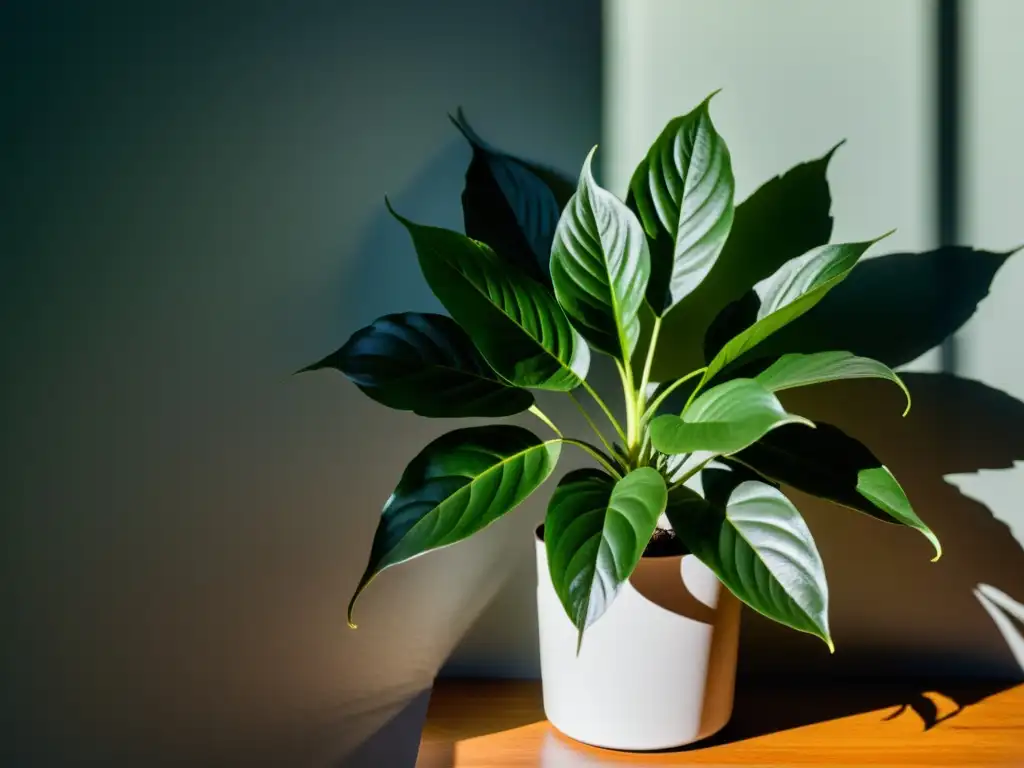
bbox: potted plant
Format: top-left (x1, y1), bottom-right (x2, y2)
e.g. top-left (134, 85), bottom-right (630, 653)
top-left (303, 94), bottom-right (942, 751)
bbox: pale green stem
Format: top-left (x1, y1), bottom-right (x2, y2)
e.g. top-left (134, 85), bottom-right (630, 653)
top-left (561, 439), bottom-right (623, 479)
top-left (667, 455), bottom-right (713, 492)
top-left (617, 361), bottom-right (639, 454)
top-left (637, 428), bottom-right (653, 466)
top-left (682, 370), bottom-right (710, 413)
top-left (637, 315), bottom-right (663, 412)
top-left (642, 367), bottom-right (708, 422)
top-left (568, 391), bottom-right (616, 456)
top-left (529, 405), bottom-right (562, 438)
top-left (581, 379), bottom-right (627, 443)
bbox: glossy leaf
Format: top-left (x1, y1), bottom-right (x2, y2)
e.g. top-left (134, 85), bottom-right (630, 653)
top-left (347, 426), bottom-right (561, 626)
top-left (756, 351), bottom-right (910, 416)
top-left (390, 205), bottom-right (590, 391)
top-left (451, 109), bottom-right (573, 283)
top-left (731, 423), bottom-right (940, 559)
top-left (666, 475), bottom-right (832, 648)
top-left (627, 94), bottom-right (735, 315)
top-left (544, 467), bottom-right (667, 647)
top-left (302, 312), bottom-right (534, 417)
top-left (551, 148), bottom-right (651, 360)
top-left (649, 378), bottom-right (813, 456)
top-left (700, 237), bottom-right (888, 386)
top-left (752, 246), bottom-right (1017, 368)
top-left (652, 147), bottom-right (838, 381)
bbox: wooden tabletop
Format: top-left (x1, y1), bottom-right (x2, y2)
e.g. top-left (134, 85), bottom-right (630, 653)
top-left (416, 678), bottom-right (1024, 767)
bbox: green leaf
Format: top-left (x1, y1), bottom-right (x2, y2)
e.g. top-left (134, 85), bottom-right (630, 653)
top-left (755, 351), bottom-right (910, 416)
top-left (389, 204), bottom-right (590, 391)
top-left (700, 236), bottom-right (889, 385)
top-left (301, 312), bottom-right (534, 417)
top-left (627, 93), bottom-right (735, 315)
top-left (544, 467), bottom-right (667, 648)
top-left (649, 378), bottom-right (813, 456)
top-left (731, 422), bottom-right (940, 560)
top-left (551, 147), bottom-right (651, 361)
top-left (451, 109), bottom-right (573, 283)
top-left (347, 426), bottom-right (561, 627)
top-left (748, 246), bottom-right (1017, 369)
top-left (652, 147), bottom-right (838, 381)
top-left (666, 474), bottom-right (832, 649)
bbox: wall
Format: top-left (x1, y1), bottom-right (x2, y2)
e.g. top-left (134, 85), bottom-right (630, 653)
top-left (953, 0), bottom-right (1024, 667)
top-left (0, 1), bottom-right (599, 765)
top-left (604, 0), bottom-right (1024, 681)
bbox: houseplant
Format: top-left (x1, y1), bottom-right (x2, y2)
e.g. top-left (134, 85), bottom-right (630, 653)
top-left (305, 94), bottom-right (942, 751)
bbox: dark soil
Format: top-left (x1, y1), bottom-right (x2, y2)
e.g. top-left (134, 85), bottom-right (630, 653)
top-left (536, 524), bottom-right (687, 558)
top-left (642, 526), bottom-right (688, 557)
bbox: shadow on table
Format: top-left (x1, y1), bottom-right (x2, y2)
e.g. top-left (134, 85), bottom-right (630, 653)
top-left (690, 680), bottom-right (1021, 751)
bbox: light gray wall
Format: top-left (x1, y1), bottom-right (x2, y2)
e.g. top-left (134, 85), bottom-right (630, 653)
top-left (603, 0), bottom-right (1024, 681)
top-left (0, 1), bottom-right (599, 765)
top-left (954, 0), bottom-right (1024, 669)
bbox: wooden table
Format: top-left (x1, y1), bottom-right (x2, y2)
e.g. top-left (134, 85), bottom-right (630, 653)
top-left (416, 679), bottom-right (1024, 766)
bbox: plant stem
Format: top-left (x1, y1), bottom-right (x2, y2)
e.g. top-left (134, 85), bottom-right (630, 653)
top-left (682, 371), bottom-right (709, 413)
top-left (561, 438), bottom-right (623, 479)
top-left (667, 455), bottom-right (713, 491)
top-left (637, 315), bottom-right (662, 411)
top-left (581, 379), bottom-right (627, 443)
top-left (529, 405), bottom-right (562, 437)
top-left (642, 367), bottom-right (708, 422)
top-left (568, 392), bottom-right (615, 456)
top-left (617, 361), bottom-right (639, 454)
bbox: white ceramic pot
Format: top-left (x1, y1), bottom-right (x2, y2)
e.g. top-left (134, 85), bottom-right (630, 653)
top-left (535, 527), bottom-right (741, 751)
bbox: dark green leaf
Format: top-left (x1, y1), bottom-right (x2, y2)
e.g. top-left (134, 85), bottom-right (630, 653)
top-left (703, 289), bottom-right (761, 363)
top-left (301, 312), bottom-right (534, 417)
top-left (544, 467), bottom-right (667, 648)
top-left (666, 475), bottom-right (832, 648)
top-left (755, 351), bottom-right (910, 416)
top-left (731, 422), bottom-right (940, 559)
top-left (627, 93), bottom-right (735, 315)
top-left (700, 237), bottom-right (889, 386)
top-left (347, 426), bottom-right (561, 626)
top-left (650, 379), bottom-right (813, 456)
top-left (551, 148), bottom-right (651, 361)
top-left (389, 205), bottom-right (590, 391)
top-left (452, 109), bottom-right (573, 282)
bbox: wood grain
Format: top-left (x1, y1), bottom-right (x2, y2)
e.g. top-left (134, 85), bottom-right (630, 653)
top-left (416, 679), bottom-right (1024, 766)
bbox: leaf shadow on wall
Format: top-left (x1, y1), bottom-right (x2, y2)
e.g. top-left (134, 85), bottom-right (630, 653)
top-left (319, 140), bottom-right (567, 765)
top-left (651, 151), bottom-right (1024, 742)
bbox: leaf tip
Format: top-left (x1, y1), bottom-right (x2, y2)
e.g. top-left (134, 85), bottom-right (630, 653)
top-left (875, 228), bottom-right (897, 244)
top-left (448, 107), bottom-right (482, 148)
top-left (895, 375), bottom-right (912, 417)
top-left (384, 195), bottom-right (409, 227)
top-left (703, 88), bottom-right (724, 106)
top-left (346, 593), bottom-right (361, 630)
top-left (826, 636), bottom-right (836, 654)
top-left (930, 538), bottom-right (943, 563)
top-left (580, 145), bottom-right (599, 183)
top-left (823, 139), bottom-right (847, 163)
